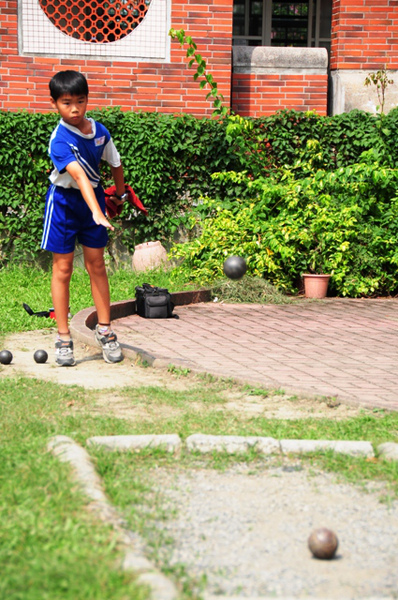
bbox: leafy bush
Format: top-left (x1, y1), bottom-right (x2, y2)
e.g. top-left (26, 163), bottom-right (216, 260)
top-left (171, 156), bottom-right (398, 297)
top-left (1, 106), bottom-right (398, 290)
top-left (0, 109), bottom-right (235, 263)
top-left (0, 111), bottom-right (57, 263)
top-left (229, 108), bottom-right (398, 178)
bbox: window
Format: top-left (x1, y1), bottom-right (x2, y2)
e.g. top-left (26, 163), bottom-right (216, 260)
top-left (233, 0), bottom-right (332, 52)
top-left (38, 0), bottom-right (152, 44)
top-left (20, 0), bottom-right (170, 60)
top-left (272, 1), bottom-right (309, 46)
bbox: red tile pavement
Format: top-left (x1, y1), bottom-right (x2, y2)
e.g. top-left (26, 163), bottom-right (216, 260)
top-left (72, 297), bottom-right (398, 411)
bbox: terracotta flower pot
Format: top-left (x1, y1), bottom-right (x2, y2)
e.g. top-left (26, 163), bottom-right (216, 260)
top-left (302, 273), bottom-right (330, 299)
top-left (132, 241), bottom-right (168, 272)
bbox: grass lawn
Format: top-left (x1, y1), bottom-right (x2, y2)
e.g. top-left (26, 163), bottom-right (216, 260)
top-left (1, 368), bottom-right (398, 599)
top-left (0, 376), bottom-right (150, 600)
top-left (0, 263), bottom-right (197, 341)
top-left (1, 264), bottom-right (398, 598)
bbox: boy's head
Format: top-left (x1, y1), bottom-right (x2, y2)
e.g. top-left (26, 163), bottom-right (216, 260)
top-left (49, 70), bottom-right (89, 101)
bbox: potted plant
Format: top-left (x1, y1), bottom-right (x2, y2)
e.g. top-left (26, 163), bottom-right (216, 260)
top-left (302, 271), bottom-right (331, 299)
top-left (301, 238), bottom-right (332, 299)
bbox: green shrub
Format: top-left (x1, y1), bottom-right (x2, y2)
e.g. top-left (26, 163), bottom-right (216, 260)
top-left (1, 106), bottom-right (398, 280)
top-left (171, 157), bottom-right (398, 297)
top-left (0, 111), bottom-right (57, 263)
top-left (245, 108), bottom-right (398, 177)
top-left (0, 109), bottom-right (235, 263)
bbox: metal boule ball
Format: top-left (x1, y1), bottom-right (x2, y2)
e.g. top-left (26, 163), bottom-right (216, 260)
top-left (308, 527), bottom-right (339, 560)
top-left (34, 349), bottom-right (48, 364)
top-left (0, 350), bottom-right (13, 365)
top-left (223, 256), bottom-right (247, 280)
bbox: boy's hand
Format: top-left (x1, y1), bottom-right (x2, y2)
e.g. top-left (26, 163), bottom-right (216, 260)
top-left (110, 194), bottom-right (125, 207)
top-left (93, 210), bottom-right (114, 231)
top-left (65, 162), bottom-right (115, 231)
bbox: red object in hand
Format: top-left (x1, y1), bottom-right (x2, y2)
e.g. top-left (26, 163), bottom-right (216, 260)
top-left (104, 184), bottom-right (148, 218)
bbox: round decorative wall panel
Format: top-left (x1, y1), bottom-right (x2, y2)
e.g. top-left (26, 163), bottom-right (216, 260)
top-left (38, 0), bottom-right (151, 43)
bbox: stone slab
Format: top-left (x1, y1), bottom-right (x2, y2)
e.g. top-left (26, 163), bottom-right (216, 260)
top-left (87, 434), bottom-right (182, 453)
top-left (377, 442), bottom-right (398, 461)
top-left (186, 434), bottom-right (280, 455)
top-left (280, 439), bottom-right (374, 458)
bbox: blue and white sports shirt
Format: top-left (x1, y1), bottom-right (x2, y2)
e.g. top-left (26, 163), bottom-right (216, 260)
top-left (48, 118), bottom-right (121, 189)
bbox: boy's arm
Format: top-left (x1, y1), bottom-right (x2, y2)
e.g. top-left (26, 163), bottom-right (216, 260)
top-left (110, 164), bottom-right (126, 206)
top-left (66, 161), bottom-right (114, 230)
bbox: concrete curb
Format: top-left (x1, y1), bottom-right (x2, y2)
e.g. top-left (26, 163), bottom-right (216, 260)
top-left (47, 435), bottom-right (178, 600)
top-left (377, 442), bottom-right (398, 461)
top-left (81, 433), bottom-right (398, 461)
top-left (184, 434), bottom-right (377, 459)
top-left (87, 434), bottom-right (182, 454)
top-left (186, 434), bottom-right (280, 455)
top-left (203, 594), bottom-right (394, 600)
top-left (279, 439), bottom-right (374, 458)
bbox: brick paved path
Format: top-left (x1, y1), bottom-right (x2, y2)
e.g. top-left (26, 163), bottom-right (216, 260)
top-left (110, 298), bottom-right (398, 412)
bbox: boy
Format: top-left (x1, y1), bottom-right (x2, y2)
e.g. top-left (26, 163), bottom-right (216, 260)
top-left (41, 70), bottom-right (128, 366)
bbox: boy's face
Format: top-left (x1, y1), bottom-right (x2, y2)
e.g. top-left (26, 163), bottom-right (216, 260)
top-left (50, 93), bottom-right (88, 130)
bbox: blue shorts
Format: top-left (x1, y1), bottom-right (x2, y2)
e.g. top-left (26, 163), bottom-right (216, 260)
top-left (41, 185), bottom-right (108, 254)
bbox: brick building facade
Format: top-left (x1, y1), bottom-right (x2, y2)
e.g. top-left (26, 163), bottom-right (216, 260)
top-left (0, 0), bottom-right (397, 117)
top-left (330, 0), bottom-right (398, 114)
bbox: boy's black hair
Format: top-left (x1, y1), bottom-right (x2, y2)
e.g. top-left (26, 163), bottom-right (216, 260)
top-left (49, 70), bottom-right (89, 100)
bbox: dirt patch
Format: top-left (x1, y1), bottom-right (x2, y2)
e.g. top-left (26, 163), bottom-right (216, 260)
top-left (2, 330), bottom-right (369, 421)
top-left (2, 329), bottom-right (191, 391)
top-left (219, 390), bottom-right (362, 420)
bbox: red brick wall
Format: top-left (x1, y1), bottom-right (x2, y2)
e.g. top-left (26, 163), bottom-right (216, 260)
top-left (0, 0), bottom-right (233, 116)
top-left (9, 0), bottom-right (398, 118)
top-left (330, 0), bottom-right (398, 70)
top-left (232, 73), bottom-right (328, 117)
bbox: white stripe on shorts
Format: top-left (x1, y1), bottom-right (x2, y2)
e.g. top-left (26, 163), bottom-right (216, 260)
top-left (41, 186), bottom-right (55, 250)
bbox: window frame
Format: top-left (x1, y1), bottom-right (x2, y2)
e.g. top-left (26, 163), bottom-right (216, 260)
top-left (232, 0), bottom-right (331, 48)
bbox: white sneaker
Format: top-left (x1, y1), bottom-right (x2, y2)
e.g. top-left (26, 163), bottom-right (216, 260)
top-left (95, 326), bottom-right (123, 363)
top-left (55, 339), bottom-right (75, 367)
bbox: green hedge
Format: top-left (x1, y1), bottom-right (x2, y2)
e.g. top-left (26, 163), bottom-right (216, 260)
top-left (1, 107), bottom-right (398, 273)
top-left (172, 158), bottom-right (398, 297)
top-left (0, 108), bottom-right (234, 264)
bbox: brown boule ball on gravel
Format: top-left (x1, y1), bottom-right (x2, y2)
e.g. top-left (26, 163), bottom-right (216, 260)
top-left (308, 528), bottom-right (339, 559)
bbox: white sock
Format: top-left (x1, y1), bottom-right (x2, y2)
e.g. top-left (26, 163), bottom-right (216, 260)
top-left (98, 325), bottom-right (111, 335)
top-left (57, 332), bottom-right (71, 342)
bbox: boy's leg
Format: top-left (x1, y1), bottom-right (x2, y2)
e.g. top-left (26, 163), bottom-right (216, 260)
top-left (83, 245), bottom-right (123, 363)
top-left (52, 252), bottom-right (75, 366)
top-left (52, 252), bottom-right (74, 336)
top-left (82, 245), bottom-right (110, 324)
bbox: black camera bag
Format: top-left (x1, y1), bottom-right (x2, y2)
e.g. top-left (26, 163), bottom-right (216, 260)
top-left (135, 283), bottom-right (176, 319)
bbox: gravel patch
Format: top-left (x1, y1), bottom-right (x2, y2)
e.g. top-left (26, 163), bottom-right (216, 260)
top-left (148, 464), bottom-right (398, 599)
